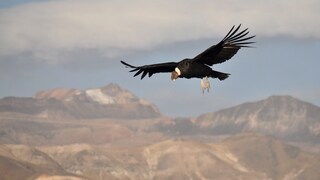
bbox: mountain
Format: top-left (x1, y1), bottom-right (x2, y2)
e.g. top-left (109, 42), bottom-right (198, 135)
top-left (0, 83), bottom-right (161, 119)
top-left (1, 92), bottom-right (320, 179)
top-left (38, 134), bottom-right (320, 180)
top-left (196, 95), bottom-right (320, 143)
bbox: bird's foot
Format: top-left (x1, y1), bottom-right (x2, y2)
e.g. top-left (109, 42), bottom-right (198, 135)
top-left (201, 77), bottom-right (211, 94)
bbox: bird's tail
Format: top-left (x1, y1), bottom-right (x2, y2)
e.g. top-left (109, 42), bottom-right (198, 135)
top-left (211, 70), bottom-right (230, 81)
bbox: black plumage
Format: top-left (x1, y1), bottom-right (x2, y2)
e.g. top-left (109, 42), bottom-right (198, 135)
top-left (121, 24), bottom-right (255, 83)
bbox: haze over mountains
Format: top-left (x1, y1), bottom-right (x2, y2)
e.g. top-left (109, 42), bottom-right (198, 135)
top-left (0, 83), bottom-right (320, 179)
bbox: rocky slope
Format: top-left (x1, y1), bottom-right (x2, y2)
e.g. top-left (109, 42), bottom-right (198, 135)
top-left (0, 83), bottom-right (161, 119)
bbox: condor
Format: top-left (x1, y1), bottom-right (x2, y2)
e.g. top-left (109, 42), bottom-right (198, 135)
top-left (121, 24), bottom-right (255, 93)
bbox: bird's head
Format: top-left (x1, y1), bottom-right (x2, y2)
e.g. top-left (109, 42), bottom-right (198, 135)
top-left (171, 67), bottom-right (181, 81)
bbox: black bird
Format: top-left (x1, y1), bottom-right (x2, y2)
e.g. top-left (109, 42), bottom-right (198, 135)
top-left (121, 24), bottom-right (255, 93)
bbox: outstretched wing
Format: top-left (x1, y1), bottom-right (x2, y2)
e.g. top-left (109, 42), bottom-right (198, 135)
top-left (121, 61), bottom-right (178, 79)
top-left (192, 24), bottom-right (255, 66)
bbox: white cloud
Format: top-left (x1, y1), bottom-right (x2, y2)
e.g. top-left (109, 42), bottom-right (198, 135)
top-left (0, 0), bottom-right (319, 64)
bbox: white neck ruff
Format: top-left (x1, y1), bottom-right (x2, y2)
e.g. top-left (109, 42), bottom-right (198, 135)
top-left (175, 67), bottom-right (181, 76)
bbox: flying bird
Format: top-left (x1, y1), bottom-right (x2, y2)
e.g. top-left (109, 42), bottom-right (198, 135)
top-left (121, 24), bottom-right (255, 93)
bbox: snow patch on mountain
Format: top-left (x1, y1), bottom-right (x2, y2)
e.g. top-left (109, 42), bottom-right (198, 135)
top-left (85, 89), bottom-right (115, 104)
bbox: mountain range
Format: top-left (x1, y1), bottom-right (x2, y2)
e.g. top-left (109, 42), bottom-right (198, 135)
top-left (0, 83), bottom-right (320, 179)
top-left (1, 83), bottom-right (320, 145)
top-left (152, 95), bottom-right (320, 144)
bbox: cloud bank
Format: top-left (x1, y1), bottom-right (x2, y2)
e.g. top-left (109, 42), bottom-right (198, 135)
top-left (0, 0), bottom-right (319, 64)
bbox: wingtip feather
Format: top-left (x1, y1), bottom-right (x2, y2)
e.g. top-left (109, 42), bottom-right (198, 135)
top-left (121, 60), bottom-right (136, 68)
top-left (141, 71), bottom-right (148, 79)
top-left (224, 24), bottom-right (242, 41)
top-left (223, 25), bottom-right (256, 48)
top-left (134, 69), bottom-right (143, 77)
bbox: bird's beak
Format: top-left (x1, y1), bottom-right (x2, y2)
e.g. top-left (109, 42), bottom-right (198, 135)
top-left (171, 71), bottom-right (179, 81)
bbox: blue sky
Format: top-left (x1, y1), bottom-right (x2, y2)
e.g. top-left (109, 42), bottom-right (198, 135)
top-left (0, 0), bottom-right (319, 117)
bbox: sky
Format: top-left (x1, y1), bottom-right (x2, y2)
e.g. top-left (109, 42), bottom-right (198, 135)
top-left (0, 0), bottom-right (319, 117)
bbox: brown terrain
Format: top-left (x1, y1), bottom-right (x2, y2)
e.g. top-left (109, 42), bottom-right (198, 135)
top-left (0, 83), bottom-right (320, 179)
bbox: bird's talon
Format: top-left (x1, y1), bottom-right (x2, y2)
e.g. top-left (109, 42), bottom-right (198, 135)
top-left (201, 77), bottom-right (211, 94)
